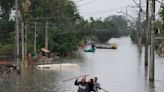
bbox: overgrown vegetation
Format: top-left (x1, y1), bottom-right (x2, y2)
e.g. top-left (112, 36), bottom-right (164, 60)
top-left (0, 0), bottom-right (130, 57)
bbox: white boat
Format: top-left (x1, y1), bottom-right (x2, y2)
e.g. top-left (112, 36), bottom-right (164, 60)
top-left (36, 63), bottom-right (80, 71)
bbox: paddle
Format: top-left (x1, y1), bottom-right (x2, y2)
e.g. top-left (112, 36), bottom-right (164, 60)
top-left (100, 87), bottom-right (110, 92)
top-left (63, 74), bottom-right (89, 82)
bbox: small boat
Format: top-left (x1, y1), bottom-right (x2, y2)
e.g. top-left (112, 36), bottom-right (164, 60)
top-left (111, 43), bottom-right (117, 49)
top-left (84, 48), bottom-right (95, 52)
top-left (96, 43), bottom-right (117, 49)
top-left (84, 45), bottom-right (96, 52)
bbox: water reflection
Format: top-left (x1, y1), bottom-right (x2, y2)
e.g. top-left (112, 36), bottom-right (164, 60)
top-left (0, 36), bottom-right (164, 92)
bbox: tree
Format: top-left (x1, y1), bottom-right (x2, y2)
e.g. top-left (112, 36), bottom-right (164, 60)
top-left (0, 0), bottom-right (15, 20)
top-left (82, 15), bottom-right (128, 43)
top-left (105, 15), bottom-right (128, 35)
top-left (25, 0), bottom-right (82, 56)
top-left (0, 0), bottom-right (15, 55)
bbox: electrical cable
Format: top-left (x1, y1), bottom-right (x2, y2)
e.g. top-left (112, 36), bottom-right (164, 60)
top-left (74, 0), bottom-right (85, 3)
top-left (81, 6), bottom-right (128, 16)
top-left (80, 6), bottom-right (127, 14)
top-left (77, 0), bottom-right (97, 7)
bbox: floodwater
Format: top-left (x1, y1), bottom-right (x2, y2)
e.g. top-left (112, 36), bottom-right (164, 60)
top-left (0, 36), bottom-right (164, 92)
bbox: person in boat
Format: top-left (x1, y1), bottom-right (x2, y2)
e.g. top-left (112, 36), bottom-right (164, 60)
top-left (88, 78), bottom-right (95, 92)
top-left (91, 43), bottom-right (95, 50)
top-left (93, 77), bottom-right (101, 92)
top-left (75, 77), bottom-right (89, 92)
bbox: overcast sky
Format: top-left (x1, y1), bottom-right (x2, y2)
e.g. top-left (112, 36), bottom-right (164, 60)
top-left (73, 0), bottom-right (162, 20)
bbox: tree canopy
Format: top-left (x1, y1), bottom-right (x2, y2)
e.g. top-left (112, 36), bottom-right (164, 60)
top-left (0, 0), bottom-right (130, 56)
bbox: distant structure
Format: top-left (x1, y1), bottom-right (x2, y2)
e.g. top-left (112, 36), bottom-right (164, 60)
top-left (9, 8), bottom-right (16, 21)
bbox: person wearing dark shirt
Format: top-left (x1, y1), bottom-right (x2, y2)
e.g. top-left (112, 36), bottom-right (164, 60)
top-left (88, 78), bottom-right (95, 92)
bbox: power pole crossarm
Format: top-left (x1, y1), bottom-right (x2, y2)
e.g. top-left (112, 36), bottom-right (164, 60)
top-left (155, 37), bottom-right (164, 40)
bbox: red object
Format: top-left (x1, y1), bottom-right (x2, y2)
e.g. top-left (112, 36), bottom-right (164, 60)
top-left (0, 60), bottom-right (14, 65)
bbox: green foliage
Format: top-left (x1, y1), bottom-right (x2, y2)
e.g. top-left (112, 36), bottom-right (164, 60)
top-left (25, 0), bottom-right (81, 56)
top-left (0, 0), bottom-right (15, 20)
top-left (106, 15), bottom-right (129, 35)
top-left (0, 0), bottom-right (15, 54)
top-left (94, 22), bottom-right (120, 43)
top-left (0, 18), bottom-right (15, 55)
top-left (130, 30), bottom-right (137, 43)
top-left (160, 7), bottom-right (164, 24)
top-left (83, 15), bottom-right (128, 43)
top-left (0, 0), bottom-right (129, 56)
top-left (159, 7), bottom-right (164, 36)
top-left (0, 44), bottom-right (15, 55)
top-left (50, 30), bottom-right (78, 56)
top-left (0, 20), bottom-right (15, 32)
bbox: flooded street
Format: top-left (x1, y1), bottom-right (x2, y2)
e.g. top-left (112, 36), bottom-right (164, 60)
top-left (0, 36), bottom-right (164, 92)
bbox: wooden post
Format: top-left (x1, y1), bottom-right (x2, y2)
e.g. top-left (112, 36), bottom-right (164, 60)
top-left (45, 20), bottom-right (48, 49)
top-left (15, 0), bottom-right (20, 72)
top-left (145, 0), bottom-right (150, 66)
top-left (21, 21), bottom-right (25, 61)
top-left (138, 0), bottom-right (142, 53)
top-left (34, 22), bottom-right (37, 52)
top-left (149, 0), bottom-right (155, 81)
top-left (24, 23), bottom-right (28, 61)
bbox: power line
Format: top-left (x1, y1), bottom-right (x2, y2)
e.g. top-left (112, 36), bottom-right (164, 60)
top-left (132, 0), bottom-right (139, 8)
top-left (80, 6), bottom-right (127, 14)
top-left (22, 6), bottom-right (131, 18)
top-left (82, 10), bottom-right (120, 16)
top-left (74, 0), bottom-right (85, 3)
top-left (81, 6), bottom-right (128, 16)
top-left (77, 0), bottom-right (97, 7)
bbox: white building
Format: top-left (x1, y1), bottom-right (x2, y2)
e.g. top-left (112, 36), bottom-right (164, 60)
top-left (9, 8), bottom-right (16, 21)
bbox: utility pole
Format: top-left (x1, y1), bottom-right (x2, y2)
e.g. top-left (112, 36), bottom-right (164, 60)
top-left (145, 0), bottom-right (150, 66)
top-left (138, 0), bottom-right (142, 53)
top-left (45, 20), bottom-right (48, 49)
top-left (149, 0), bottom-right (155, 81)
top-left (24, 24), bottom-right (28, 61)
top-left (34, 22), bottom-right (37, 52)
top-left (15, 0), bottom-right (20, 72)
top-left (21, 21), bottom-right (25, 61)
